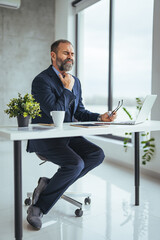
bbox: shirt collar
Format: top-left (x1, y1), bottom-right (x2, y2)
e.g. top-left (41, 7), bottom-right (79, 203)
top-left (52, 65), bottom-right (73, 93)
top-left (52, 65), bottom-right (60, 78)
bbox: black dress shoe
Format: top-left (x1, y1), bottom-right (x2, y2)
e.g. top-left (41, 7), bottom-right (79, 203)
top-left (27, 205), bottom-right (43, 230)
top-left (32, 177), bottom-right (49, 205)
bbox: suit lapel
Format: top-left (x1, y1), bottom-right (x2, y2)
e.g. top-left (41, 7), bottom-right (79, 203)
top-left (47, 66), bottom-right (78, 114)
top-left (47, 65), bottom-right (64, 88)
top-left (72, 77), bottom-right (78, 113)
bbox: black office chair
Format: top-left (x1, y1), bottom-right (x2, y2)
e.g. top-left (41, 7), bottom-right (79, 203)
top-left (24, 154), bottom-right (91, 217)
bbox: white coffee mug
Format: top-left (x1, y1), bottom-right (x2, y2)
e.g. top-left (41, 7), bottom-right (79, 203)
top-left (50, 111), bottom-right (65, 128)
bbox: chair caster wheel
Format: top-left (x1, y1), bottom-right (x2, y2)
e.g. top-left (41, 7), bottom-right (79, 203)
top-left (24, 197), bottom-right (31, 206)
top-left (75, 209), bottom-right (83, 217)
top-left (84, 197), bottom-right (91, 205)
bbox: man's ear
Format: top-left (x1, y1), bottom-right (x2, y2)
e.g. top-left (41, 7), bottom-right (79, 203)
top-left (51, 51), bottom-right (56, 62)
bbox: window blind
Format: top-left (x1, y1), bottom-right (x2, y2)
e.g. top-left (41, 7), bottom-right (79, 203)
top-left (72, 0), bottom-right (101, 13)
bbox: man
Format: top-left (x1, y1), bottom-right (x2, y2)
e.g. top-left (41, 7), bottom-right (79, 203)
top-left (26, 39), bottom-right (116, 229)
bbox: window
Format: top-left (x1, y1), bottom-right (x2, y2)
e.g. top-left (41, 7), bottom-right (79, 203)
top-left (76, 0), bottom-right (154, 135)
top-left (77, 0), bottom-right (110, 113)
top-left (112, 0), bottom-right (154, 121)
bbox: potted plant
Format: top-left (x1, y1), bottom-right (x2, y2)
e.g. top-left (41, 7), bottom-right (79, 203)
top-left (4, 93), bottom-right (41, 127)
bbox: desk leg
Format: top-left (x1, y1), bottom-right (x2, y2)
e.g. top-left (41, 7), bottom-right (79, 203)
top-left (14, 141), bottom-right (23, 240)
top-left (134, 132), bottom-right (140, 206)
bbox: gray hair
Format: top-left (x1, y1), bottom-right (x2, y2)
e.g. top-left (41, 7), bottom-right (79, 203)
top-left (51, 39), bottom-right (73, 54)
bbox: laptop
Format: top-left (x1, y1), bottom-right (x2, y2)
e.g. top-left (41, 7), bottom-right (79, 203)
top-left (109, 94), bottom-right (157, 125)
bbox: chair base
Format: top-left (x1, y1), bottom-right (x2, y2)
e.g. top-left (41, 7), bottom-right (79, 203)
top-left (24, 192), bottom-right (91, 217)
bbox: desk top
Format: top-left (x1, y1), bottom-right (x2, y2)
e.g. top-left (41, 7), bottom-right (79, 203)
top-left (0, 121), bottom-right (160, 141)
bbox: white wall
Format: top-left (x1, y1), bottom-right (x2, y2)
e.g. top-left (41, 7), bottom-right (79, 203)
top-left (54, 0), bottom-right (76, 75)
top-left (55, 0), bottom-right (75, 43)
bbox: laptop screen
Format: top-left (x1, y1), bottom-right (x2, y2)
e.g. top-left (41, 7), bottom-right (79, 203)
top-left (136, 95), bottom-right (157, 123)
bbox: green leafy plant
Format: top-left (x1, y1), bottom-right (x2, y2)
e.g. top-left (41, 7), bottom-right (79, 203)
top-left (141, 133), bottom-right (155, 165)
top-left (4, 93), bottom-right (41, 119)
top-left (123, 132), bottom-right (132, 152)
top-left (123, 97), bottom-right (155, 165)
top-left (123, 107), bottom-right (133, 152)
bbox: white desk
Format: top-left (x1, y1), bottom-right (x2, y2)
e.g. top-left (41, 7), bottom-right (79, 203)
top-left (0, 120), bottom-right (160, 240)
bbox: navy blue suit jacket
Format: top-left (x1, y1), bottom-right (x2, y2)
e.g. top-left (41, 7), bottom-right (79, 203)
top-left (27, 65), bottom-right (99, 153)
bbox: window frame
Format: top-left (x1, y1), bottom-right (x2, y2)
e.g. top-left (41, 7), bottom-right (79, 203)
top-left (74, 0), bottom-right (153, 143)
top-left (74, 0), bottom-right (124, 141)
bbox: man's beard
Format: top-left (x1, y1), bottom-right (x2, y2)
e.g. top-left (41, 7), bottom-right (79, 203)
top-left (56, 57), bottom-right (74, 72)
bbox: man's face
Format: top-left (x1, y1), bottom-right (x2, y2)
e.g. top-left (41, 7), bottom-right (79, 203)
top-left (51, 42), bottom-right (75, 72)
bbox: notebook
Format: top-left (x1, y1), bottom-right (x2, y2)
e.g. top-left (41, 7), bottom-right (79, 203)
top-left (70, 123), bottom-right (109, 128)
top-left (109, 94), bottom-right (157, 125)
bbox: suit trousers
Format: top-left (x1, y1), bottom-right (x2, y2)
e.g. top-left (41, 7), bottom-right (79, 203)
top-left (35, 136), bottom-right (105, 214)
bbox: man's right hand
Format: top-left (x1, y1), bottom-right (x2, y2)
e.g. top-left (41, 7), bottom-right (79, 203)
top-left (59, 73), bottom-right (75, 91)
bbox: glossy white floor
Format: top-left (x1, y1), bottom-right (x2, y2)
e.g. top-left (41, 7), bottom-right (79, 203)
top-left (1, 141), bottom-right (160, 240)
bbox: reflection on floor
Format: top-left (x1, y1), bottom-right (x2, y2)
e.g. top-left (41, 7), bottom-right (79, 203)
top-left (1, 145), bottom-right (160, 240)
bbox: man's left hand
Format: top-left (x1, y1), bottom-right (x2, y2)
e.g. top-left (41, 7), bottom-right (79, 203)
top-left (100, 111), bottom-right (117, 122)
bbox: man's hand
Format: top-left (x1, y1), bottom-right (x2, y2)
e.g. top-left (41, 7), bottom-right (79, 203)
top-left (100, 111), bottom-right (117, 122)
top-left (59, 73), bottom-right (75, 91)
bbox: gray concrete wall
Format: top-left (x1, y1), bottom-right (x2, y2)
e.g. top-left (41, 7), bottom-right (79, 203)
top-left (0, 0), bottom-right (55, 126)
top-left (0, 0), bottom-right (56, 210)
